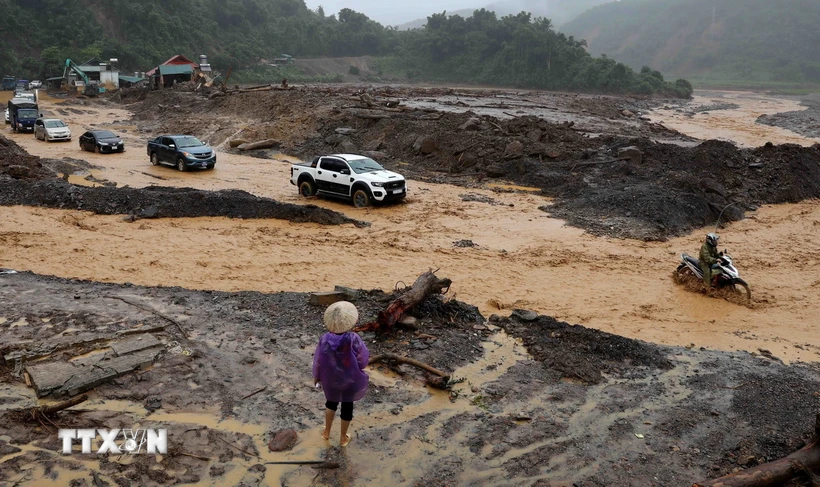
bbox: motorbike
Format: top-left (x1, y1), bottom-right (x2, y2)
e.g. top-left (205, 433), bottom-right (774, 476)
top-left (676, 250), bottom-right (751, 301)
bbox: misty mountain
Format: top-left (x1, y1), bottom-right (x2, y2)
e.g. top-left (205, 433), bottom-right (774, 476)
top-left (396, 0), bottom-right (613, 30)
top-left (562, 0), bottom-right (820, 84)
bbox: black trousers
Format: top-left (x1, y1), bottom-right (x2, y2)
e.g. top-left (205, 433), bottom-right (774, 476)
top-left (325, 401), bottom-right (353, 421)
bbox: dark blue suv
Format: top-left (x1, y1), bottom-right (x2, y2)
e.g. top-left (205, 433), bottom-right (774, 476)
top-left (147, 135), bottom-right (216, 171)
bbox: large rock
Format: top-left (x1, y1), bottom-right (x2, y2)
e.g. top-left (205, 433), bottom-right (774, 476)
top-left (6, 165), bottom-right (32, 179)
top-left (228, 139), bottom-right (248, 148)
top-left (237, 139), bottom-right (281, 151)
top-left (459, 117), bottom-right (483, 131)
top-left (527, 129), bottom-right (544, 142)
top-left (504, 140), bottom-right (525, 159)
top-left (413, 136), bottom-right (436, 154)
top-left (363, 139), bottom-right (383, 151)
top-left (267, 429), bottom-right (298, 452)
top-left (339, 139), bottom-right (357, 154)
top-left (617, 146), bottom-right (643, 164)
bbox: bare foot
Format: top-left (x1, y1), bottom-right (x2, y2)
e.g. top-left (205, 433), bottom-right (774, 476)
top-left (340, 433), bottom-right (351, 447)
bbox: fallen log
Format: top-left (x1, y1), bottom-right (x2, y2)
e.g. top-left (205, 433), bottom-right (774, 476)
top-left (355, 270), bottom-right (451, 332)
top-left (237, 139), bottom-right (280, 151)
top-left (369, 354), bottom-right (450, 380)
top-left (693, 413), bottom-right (820, 487)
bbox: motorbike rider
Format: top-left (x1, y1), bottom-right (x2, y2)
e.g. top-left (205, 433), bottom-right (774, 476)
top-left (699, 233), bottom-right (721, 287)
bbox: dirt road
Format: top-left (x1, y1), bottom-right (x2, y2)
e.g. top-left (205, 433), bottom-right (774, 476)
top-left (2, 95), bottom-right (820, 364)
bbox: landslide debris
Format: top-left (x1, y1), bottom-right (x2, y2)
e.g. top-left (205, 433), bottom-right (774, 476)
top-left (0, 134), bottom-right (362, 226)
top-left (120, 86), bottom-right (820, 239)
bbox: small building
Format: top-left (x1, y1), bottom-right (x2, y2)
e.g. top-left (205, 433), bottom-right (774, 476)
top-left (146, 55), bottom-right (199, 77)
top-left (147, 55), bottom-right (199, 89)
top-left (271, 54), bottom-right (294, 66)
top-left (118, 74), bottom-right (147, 88)
top-left (68, 58), bottom-right (120, 90)
top-left (46, 76), bottom-right (65, 91)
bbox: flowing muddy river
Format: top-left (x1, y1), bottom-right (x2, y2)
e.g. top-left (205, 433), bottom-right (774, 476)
top-left (648, 90), bottom-right (820, 147)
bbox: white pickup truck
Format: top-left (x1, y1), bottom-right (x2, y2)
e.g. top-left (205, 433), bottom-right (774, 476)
top-left (290, 154), bottom-right (407, 207)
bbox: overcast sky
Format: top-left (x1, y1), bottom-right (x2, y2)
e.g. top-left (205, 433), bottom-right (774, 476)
top-left (303, 0), bottom-right (483, 26)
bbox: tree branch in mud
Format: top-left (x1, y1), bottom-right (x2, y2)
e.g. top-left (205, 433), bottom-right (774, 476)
top-left (355, 270), bottom-right (451, 332)
top-left (5, 394), bottom-right (89, 427)
top-left (369, 354), bottom-right (451, 388)
top-left (693, 413), bottom-right (820, 487)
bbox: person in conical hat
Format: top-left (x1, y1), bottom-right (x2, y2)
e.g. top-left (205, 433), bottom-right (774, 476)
top-left (312, 301), bottom-right (369, 447)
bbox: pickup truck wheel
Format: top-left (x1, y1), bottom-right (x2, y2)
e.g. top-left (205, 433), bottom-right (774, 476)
top-left (177, 158), bottom-right (187, 172)
top-left (299, 180), bottom-right (316, 197)
top-left (150, 153), bottom-right (160, 166)
top-left (352, 189), bottom-right (371, 208)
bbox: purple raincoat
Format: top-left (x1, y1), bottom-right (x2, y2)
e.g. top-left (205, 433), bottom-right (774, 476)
top-left (312, 331), bottom-right (370, 402)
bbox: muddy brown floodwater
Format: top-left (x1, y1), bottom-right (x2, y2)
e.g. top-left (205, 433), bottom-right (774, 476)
top-left (648, 90), bottom-right (820, 148)
top-left (2, 94), bottom-right (820, 364)
top-left (2, 89), bottom-right (820, 486)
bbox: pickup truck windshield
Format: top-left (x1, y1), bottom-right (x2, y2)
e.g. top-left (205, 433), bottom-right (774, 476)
top-left (17, 109), bottom-right (38, 119)
top-left (45, 120), bottom-right (66, 128)
top-left (348, 158), bottom-right (384, 174)
top-left (175, 136), bottom-right (204, 148)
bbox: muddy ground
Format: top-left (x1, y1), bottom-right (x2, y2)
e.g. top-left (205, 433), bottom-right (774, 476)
top-left (2, 271), bottom-right (820, 486)
top-left (1, 84), bottom-right (820, 486)
top-left (114, 85), bottom-right (820, 240)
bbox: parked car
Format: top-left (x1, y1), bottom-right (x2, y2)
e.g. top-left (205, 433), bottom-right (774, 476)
top-left (29, 80), bottom-right (42, 89)
top-left (4, 108), bottom-right (8, 124)
top-left (79, 130), bottom-right (124, 153)
top-left (147, 135), bottom-right (216, 171)
top-left (34, 118), bottom-right (71, 142)
top-left (290, 154), bottom-right (407, 208)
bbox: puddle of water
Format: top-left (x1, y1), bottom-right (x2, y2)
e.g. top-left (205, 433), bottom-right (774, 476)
top-left (58, 172), bottom-right (104, 188)
top-left (9, 318), bottom-right (28, 329)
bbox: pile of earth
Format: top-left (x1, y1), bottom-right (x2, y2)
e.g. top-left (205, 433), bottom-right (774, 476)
top-left (545, 139), bottom-right (820, 240)
top-left (0, 177), bottom-right (364, 226)
top-left (0, 134), bottom-right (77, 180)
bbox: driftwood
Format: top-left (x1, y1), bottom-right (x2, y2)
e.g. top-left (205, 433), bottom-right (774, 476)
top-left (237, 139), bottom-right (280, 151)
top-left (106, 295), bottom-right (189, 339)
top-left (6, 394), bottom-right (89, 427)
top-left (356, 270), bottom-right (451, 332)
top-left (369, 354), bottom-right (450, 380)
top-left (693, 413), bottom-right (820, 487)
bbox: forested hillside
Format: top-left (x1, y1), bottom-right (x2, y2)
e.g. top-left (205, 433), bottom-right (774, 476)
top-left (397, 0), bottom-right (612, 30)
top-left (562, 0), bottom-right (820, 85)
top-left (0, 0), bottom-right (690, 96)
